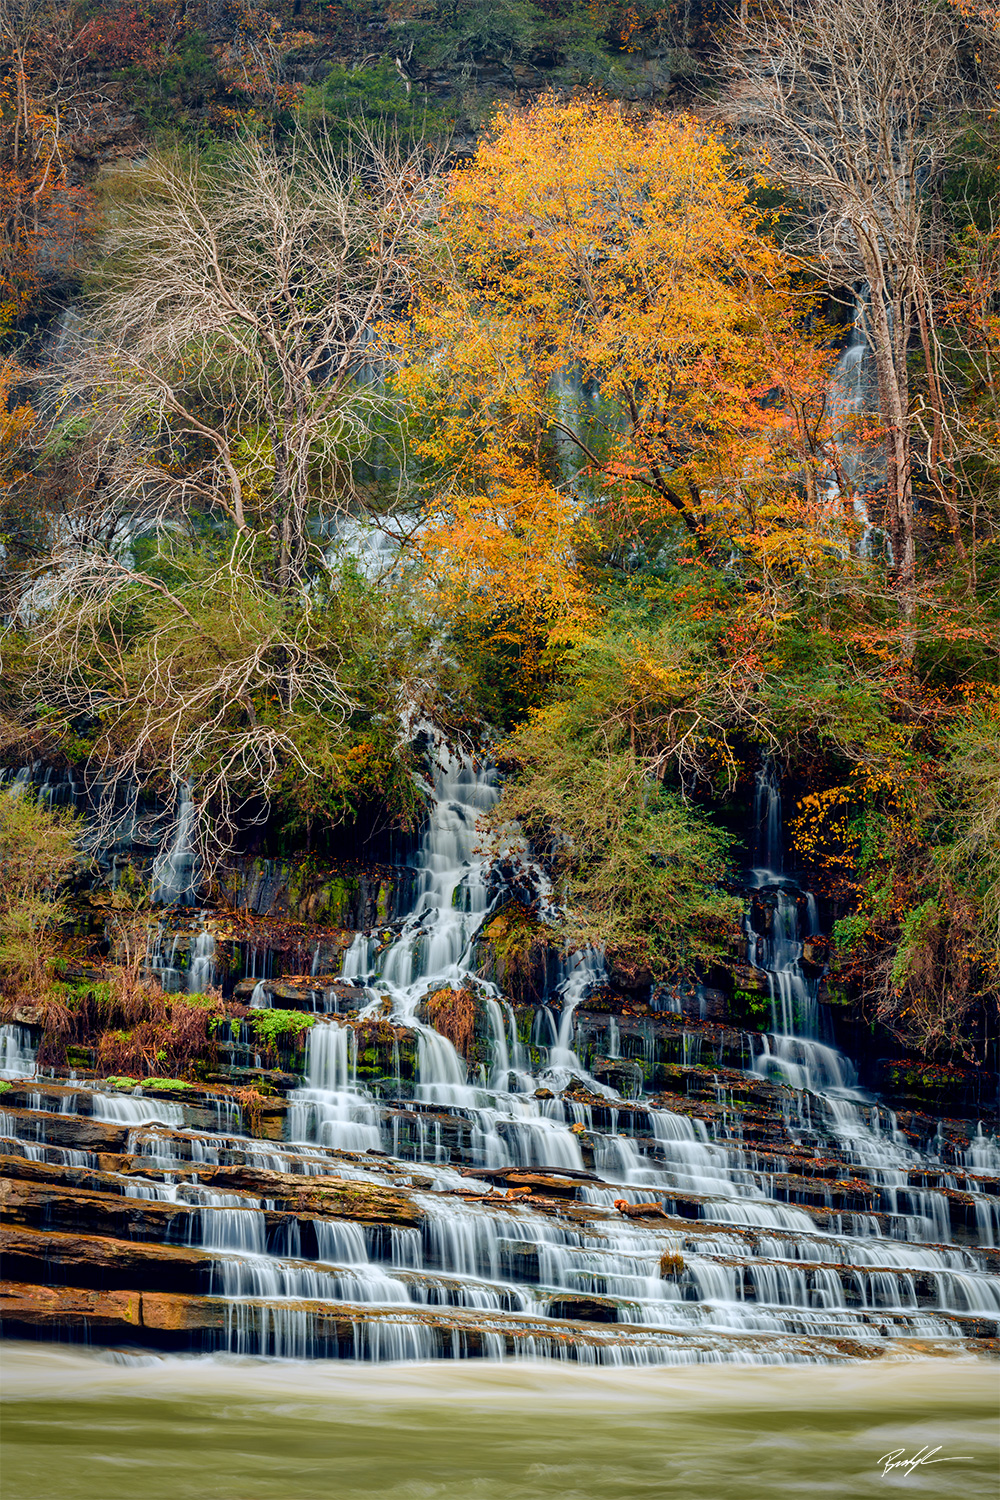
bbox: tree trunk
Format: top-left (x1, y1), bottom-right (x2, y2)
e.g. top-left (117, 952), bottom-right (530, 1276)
top-left (862, 255), bottom-right (914, 603)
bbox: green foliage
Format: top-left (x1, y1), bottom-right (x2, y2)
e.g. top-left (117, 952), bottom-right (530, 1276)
top-left (244, 1009), bottom-right (316, 1049)
top-left (0, 791), bottom-right (84, 990)
top-left (447, 597), bottom-right (561, 730)
top-left (184, 992), bottom-right (220, 1009)
top-left (889, 899), bottom-right (941, 991)
top-left (100, 1074), bottom-right (193, 1090)
top-left (387, 0), bottom-right (632, 90)
top-left (263, 561), bottom-right (434, 844)
top-left (51, 978), bottom-right (112, 1009)
top-left (939, 123), bottom-right (1000, 234)
top-left (832, 911), bottom-right (871, 958)
top-left (11, 529), bottom-right (434, 849)
top-left (112, 31), bottom-right (219, 136)
top-left (300, 62), bottom-right (453, 148)
top-left (823, 705), bottom-right (1000, 1062)
top-left (941, 705), bottom-right (1000, 956)
top-left (395, 0), bottom-right (544, 74)
top-left (494, 721), bottom-right (741, 979)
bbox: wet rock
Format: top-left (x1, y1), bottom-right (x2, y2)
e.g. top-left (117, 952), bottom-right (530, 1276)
top-left (3, 1005), bottom-right (46, 1027)
top-left (0, 1108), bottom-right (130, 1153)
top-left (548, 1297), bottom-right (618, 1324)
top-left (605, 959), bottom-right (653, 996)
top-left (0, 1226), bottom-right (213, 1295)
top-left (800, 936), bottom-right (830, 975)
top-left (590, 1058), bottom-right (644, 1096)
top-left (615, 1200), bottom-right (671, 1219)
top-left (727, 964), bottom-right (771, 996)
top-left (1, 1280), bottom-right (148, 1337)
top-left (472, 901), bottom-right (558, 1006)
top-left (0, 1177), bottom-right (196, 1241)
top-left (467, 1167), bottom-right (598, 1199)
top-left (199, 1167), bottom-right (424, 1227)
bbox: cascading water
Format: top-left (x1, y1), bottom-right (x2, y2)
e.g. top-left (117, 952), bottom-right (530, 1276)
top-left (151, 781), bottom-right (199, 906)
top-left (743, 762), bottom-right (987, 1248)
top-left (1, 736), bottom-right (997, 1367)
top-left (747, 759), bottom-right (820, 1041)
top-left (289, 732), bottom-right (608, 1174)
top-left (825, 289), bottom-right (890, 563)
top-left (189, 929), bottom-right (216, 994)
top-left (0, 1025), bottom-right (37, 1079)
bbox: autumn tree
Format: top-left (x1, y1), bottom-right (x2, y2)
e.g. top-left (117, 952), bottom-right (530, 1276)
top-left (0, 0), bottom-right (102, 326)
top-left (399, 97), bottom-right (840, 598)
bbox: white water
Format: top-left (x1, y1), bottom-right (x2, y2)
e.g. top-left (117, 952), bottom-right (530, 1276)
top-left (189, 929), bottom-right (216, 994)
top-left (188, 739), bottom-right (996, 1359)
top-left (1, 742), bottom-right (997, 1366)
top-left (151, 781), bottom-right (199, 906)
top-left (90, 1090), bottom-right (185, 1126)
top-left (824, 288), bottom-right (892, 563)
top-left (0, 1025), bottom-right (37, 1079)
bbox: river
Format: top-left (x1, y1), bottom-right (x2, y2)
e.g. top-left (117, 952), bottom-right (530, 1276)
top-left (2, 1344), bottom-right (996, 1500)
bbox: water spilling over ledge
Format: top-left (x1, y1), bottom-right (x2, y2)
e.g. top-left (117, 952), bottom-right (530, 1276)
top-left (1, 741), bottom-right (998, 1367)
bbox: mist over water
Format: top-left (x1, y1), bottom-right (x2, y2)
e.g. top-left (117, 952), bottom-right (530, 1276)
top-left (2, 1345), bottom-right (997, 1500)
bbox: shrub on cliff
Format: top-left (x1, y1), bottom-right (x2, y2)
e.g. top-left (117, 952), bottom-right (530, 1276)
top-left (493, 723), bottom-right (740, 980)
top-left (0, 790), bottom-right (84, 1007)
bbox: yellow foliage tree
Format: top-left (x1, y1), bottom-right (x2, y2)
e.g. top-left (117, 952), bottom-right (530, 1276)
top-left (398, 96), bottom-right (843, 609)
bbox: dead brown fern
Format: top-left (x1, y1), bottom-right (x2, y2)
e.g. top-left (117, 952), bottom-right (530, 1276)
top-left (230, 1085), bottom-right (266, 1135)
top-left (420, 987), bottom-right (478, 1061)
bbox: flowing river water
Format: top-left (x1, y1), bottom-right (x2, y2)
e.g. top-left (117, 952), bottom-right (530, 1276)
top-left (2, 1344), bottom-right (997, 1500)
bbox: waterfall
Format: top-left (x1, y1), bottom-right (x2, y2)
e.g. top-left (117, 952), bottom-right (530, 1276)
top-left (0, 1025), bottom-right (37, 1079)
top-left (289, 1021), bottom-right (381, 1152)
top-left (249, 980), bottom-right (270, 1009)
top-left (357, 731), bottom-right (499, 1014)
top-left (2, 732), bottom-right (996, 1369)
top-left (284, 732), bottom-right (611, 1162)
top-left (747, 760), bottom-right (819, 1039)
top-left (90, 1089), bottom-right (184, 1126)
top-left (825, 289), bottom-right (888, 562)
top-left (189, 930), bottom-right (216, 994)
top-left (743, 761), bottom-right (958, 1235)
top-left (151, 782), bottom-right (199, 906)
top-left (549, 948), bottom-right (605, 1075)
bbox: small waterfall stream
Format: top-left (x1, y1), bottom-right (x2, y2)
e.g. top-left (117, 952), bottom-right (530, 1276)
top-left (825, 289), bottom-right (891, 563)
top-left (151, 782), bottom-right (199, 906)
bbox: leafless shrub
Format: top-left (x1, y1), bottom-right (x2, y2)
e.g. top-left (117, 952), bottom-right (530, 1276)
top-left (10, 126), bottom-right (441, 876)
top-left (719, 0), bottom-right (995, 597)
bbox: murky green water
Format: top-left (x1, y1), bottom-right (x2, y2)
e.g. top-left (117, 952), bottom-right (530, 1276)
top-left (1, 1345), bottom-right (997, 1500)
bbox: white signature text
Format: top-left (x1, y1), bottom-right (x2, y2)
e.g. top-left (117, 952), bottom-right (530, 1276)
top-left (879, 1446), bottom-right (974, 1479)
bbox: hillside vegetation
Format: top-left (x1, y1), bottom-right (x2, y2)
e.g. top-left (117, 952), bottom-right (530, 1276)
top-left (1, 0), bottom-right (999, 1067)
